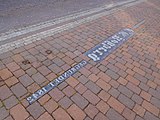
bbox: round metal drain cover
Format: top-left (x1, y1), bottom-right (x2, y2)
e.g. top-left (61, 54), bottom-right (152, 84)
top-left (45, 50), bottom-right (52, 54)
top-left (22, 60), bottom-right (30, 65)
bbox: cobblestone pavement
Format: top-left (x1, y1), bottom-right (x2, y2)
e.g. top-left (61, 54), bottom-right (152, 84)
top-left (0, 0), bottom-right (160, 120)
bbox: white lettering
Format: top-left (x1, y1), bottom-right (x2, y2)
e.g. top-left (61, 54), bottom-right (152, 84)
top-left (93, 49), bottom-right (103, 55)
top-left (88, 53), bottom-right (100, 62)
top-left (106, 41), bottom-right (115, 46)
top-left (98, 47), bottom-right (107, 52)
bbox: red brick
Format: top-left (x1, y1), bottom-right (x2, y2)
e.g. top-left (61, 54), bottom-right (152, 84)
top-left (126, 68), bottom-right (135, 76)
top-left (97, 72), bottom-right (111, 82)
top-left (44, 99), bottom-right (58, 113)
top-left (12, 54), bottom-right (24, 62)
top-left (98, 90), bottom-right (110, 102)
top-left (13, 69), bottom-right (25, 78)
top-left (117, 77), bottom-right (128, 85)
top-left (85, 104), bottom-right (99, 119)
top-left (96, 79), bottom-right (111, 91)
top-left (37, 66), bottom-right (51, 76)
top-left (127, 82), bottom-right (141, 94)
top-left (75, 83), bottom-right (87, 94)
top-left (52, 107), bottom-right (72, 120)
top-left (27, 83), bottom-right (40, 93)
top-left (140, 90), bottom-right (151, 101)
top-left (109, 80), bottom-right (119, 88)
top-left (67, 104), bottom-right (86, 120)
top-left (46, 73), bottom-right (57, 81)
top-left (83, 90), bottom-right (100, 105)
top-left (147, 81), bottom-right (157, 89)
top-left (49, 88), bottom-right (64, 102)
top-left (133, 104), bottom-right (146, 117)
top-left (108, 97), bottom-right (125, 113)
top-left (6, 62), bottom-right (20, 72)
top-left (133, 67), bottom-right (145, 76)
top-left (66, 77), bottom-right (79, 88)
top-left (37, 112), bottom-right (53, 120)
top-left (126, 75), bottom-right (140, 85)
top-left (88, 74), bottom-right (99, 82)
top-left (5, 76), bottom-right (19, 87)
top-left (96, 100), bottom-right (110, 114)
top-left (142, 100), bottom-right (159, 116)
top-left (10, 104), bottom-right (29, 120)
top-left (0, 68), bottom-right (13, 80)
top-left (63, 86), bottom-right (76, 97)
top-left (122, 107), bottom-right (136, 120)
top-left (38, 94), bottom-right (51, 105)
top-left (80, 67), bottom-right (91, 77)
top-left (26, 67), bottom-right (37, 76)
top-left (95, 113), bottom-right (109, 120)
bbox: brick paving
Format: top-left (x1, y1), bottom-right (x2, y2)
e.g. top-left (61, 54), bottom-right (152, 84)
top-left (0, 0), bottom-right (160, 120)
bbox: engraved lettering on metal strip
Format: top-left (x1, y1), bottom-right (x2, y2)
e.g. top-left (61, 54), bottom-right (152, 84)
top-left (27, 60), bottom-right (87, 104)
top-left (85, 28), bottom-right (134, 62)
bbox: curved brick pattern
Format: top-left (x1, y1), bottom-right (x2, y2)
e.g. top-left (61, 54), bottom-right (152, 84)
top-left (0, 0), bottom-right (160, 119)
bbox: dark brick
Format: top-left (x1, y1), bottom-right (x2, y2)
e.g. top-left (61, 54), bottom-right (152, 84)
top-left (151, 97), bottom-right (160, 109)
top-left (4, 96), bottom-right (18, 109)
top-left (19, 74), bottom-right (34, 87)
top-left (108, 88), bottom-right (120, 98)
top-left (59, 96), bottom-right (73, 109)
top-left (71, 93), bottom-right (88, 109)
top-left (134, 73), bottom-right (148, 83)
top-left (37, 66), bottom-right (51, 76)
top-left (144, 112), bottom-right (160, 120)
top-left (83, 90), bottom-right (100, 105)
top-left (0, 107), bottom-right (9, 120)
top-left (84, 104), bottom-right (99, 119)
top-left (149, 88), bottom-right (160, 100)
top-left (78, 75), bottom-right (89, 84)
top-left (118, 85), bottom-right (133, 98)
top-left (11, 83), bottom-right (27, 98)
top-left (106, 108), bottom-right (125, 120)
top-left (94, 113), bottom-right (109, 120)
top-left (106, 70), bottom-right (119, 80)
top-left (32, 72), bottom-right (47, 85)
top-left (139, 82), bottom-right (149, 91)
top-left (0, 85), bottom-right (12, 100)
top-left (127, 82), bottom-right (141, 94)
top-left (85, 81), bottom-right (101, 94)
top-left (118, 94), bottom-right (135, 109)
top-left (131, 94), bottom-right (143, 104)
top-left (27, 102), bottom-right (45, 119)
top-left (63, 86), bottom-right (76, 97)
